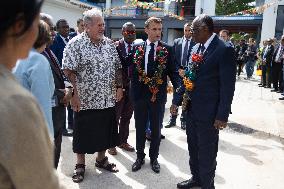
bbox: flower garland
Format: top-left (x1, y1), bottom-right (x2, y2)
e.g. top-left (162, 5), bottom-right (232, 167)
top-left (183, 52), bottom-right (204, 91)
top-left (133, 45), bottom-right (168, 102)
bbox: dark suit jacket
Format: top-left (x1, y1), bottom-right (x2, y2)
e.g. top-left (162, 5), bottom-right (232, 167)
top-left (115, 39), bottom-right (131, 89)
top-left (173, 37), bottom-right (196, 68)
top-left (42, 48), bottom-right (65, 106)
top-left (130, 41), bottom-right (181, 104)
top-left (263, 45), bottom-right (274, 67)
top-left (272, 45), bottom-right (284, 64)
top-left (183, 35), bottom-right (236, 122)
top-left (50, 34), bottom-right (67, 66)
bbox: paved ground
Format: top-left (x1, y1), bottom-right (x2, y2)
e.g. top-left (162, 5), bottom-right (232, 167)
top-left (58, 73), bottom-right (284, 189)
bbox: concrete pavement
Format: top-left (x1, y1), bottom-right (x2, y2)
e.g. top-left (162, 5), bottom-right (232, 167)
top-left (58, 74), bottom-right (284, 189)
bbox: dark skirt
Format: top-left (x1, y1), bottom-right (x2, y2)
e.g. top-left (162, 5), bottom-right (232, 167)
top-left (73, 107), bottom-right (118, 154)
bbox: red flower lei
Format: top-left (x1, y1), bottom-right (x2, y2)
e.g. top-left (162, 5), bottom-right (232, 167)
top-left (133, 45), bottom-right (168, 102)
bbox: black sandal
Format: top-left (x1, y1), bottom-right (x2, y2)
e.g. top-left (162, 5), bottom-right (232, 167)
top-left (95, 156), bottom-right (119, 173)
top-left (72, 164), bottom-right (85, 183)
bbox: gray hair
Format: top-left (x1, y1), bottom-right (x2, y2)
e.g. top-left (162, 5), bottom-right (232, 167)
top-left (83, 8), bottom-right (103, 24)
top-left (122, 22), bottom-right (135, 30)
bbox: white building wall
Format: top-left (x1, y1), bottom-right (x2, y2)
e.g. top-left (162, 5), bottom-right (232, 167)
top-left (195, 0), bottom-right (216, 16)
top-left (260, 0), bottom-right (284, 44)
top-left (42, 0), bottom-right (101, 28)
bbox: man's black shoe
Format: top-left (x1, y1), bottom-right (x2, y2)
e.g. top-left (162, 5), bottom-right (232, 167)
top-left (62, 129), bottom-right (73, 137)
top-left (277, 90), bottom-right (283, 93)
top-left (279, 97), bottom-right (284, 100)
top-left (177, 178), bottom-right (201, 189)
top-left (271, 89), bottom-right (278, 92)
top-left (264, 86), bottom-right (271, 88)
top-left (132, 158), bottom-right (145, 172)
top-left (165, 120), bottom-right (176, 128)
top-left (259, 85), bottom-right (265, 87)
top-left (161, 134), bottom-right (165, 139)
top-left (150, 159), bottom-right (160, 173)
top-left (181, 121), bottom-right (186, 130)
top-left (258, 83), bottom-right (263, 86)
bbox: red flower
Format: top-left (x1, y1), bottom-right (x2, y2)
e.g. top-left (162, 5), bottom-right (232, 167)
top-left (192, 53), bottom-right (203, 63)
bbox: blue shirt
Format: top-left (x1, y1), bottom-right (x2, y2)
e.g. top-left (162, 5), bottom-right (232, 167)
top-left (13, 49), bottom-right (55, 136)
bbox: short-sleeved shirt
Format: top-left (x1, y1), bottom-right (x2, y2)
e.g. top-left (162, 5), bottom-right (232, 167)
top-left (62, 32), bottom-right (121, 110)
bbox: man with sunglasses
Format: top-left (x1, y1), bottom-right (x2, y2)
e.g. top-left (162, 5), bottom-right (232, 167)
top-left (176, 14), bottom-right (236, 189)
top-left (108, 22), bottom-right (136, 155)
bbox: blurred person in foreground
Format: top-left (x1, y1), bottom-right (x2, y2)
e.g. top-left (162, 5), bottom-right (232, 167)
top-left (13, 20), bottom-right (55, 136)
top-left (0, 0), bottom-right (63, 188)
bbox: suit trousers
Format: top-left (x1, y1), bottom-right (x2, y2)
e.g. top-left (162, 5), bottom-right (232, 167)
top-left (272, 62), bottom-right (283, 91)
top-left (134, 98), bottom-right (163, 160)
top-left (52, 105), bottom-right (66, 168)
top-left (115, 91), bottom-right (134, 145)
top-left (186, 113), bottom-right (219, 189)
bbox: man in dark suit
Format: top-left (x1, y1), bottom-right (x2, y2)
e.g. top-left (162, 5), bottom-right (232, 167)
top-left (40, 13), bottom-right (73, 168)
top-left (261, 38), bottom-right (274, 88)
top-left (130, 17), bottom-right (181, 173)
top-left (272, 36), bottom-right (284, 93)
top-left (50, 19), bottom-right (73, 136)
top-left (176, 14), bottom-right (236, 189)
top-left (166, 22), bottom-right (195, 130)
top-left (108, 22), bottom-right (136, 155)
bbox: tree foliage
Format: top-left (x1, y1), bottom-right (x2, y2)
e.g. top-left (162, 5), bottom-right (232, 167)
top-left (215, 0), bottom-right (255, 15)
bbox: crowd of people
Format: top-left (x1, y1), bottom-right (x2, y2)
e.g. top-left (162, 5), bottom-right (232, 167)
top-left (3, 0), bottom-right (283, 188)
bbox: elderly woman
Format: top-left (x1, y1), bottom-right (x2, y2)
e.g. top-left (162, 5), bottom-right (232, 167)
top-left (0, 0), bottom-right (62, 188)
top-left (13, 20), bottom-right (55, 136)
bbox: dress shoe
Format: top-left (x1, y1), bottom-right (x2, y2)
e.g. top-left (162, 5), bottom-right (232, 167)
top-left (161, 134), bottom-right (165, 139)
top-left (271, 89), bottom-right (278, 92)
top-left (258, 83), bottom-right (263, 86)
top-left (181, 121), bottom-right (186, 130)
top-left (259, 85), bottom-right (265, 87)
top-left (276, 90), bottom-right (283, 93)
top-left (62, 129), bottom-right (73, 137)
top-left (132, 158), bottom-right (145, 172)
top-left (119, 143), bottom-right (135, 152)
top-left (279, 97), bottom-right (284, 100)
top-left (264, 86), bottom-right (271, 88)
top-left (165, 120), bottom-right (176, 128)
top-left (177, 178), bottom-right (201, 189)
top-left (150, 159), bottom-right (160, 173)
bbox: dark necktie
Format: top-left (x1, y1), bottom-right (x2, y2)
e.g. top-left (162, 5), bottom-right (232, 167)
top-left (147, 43), bottom-right (155, 74)
top-left (199, 44), bottom-right (205, 54)
top-left (127, 44), bottom-right (132, 54)
top-left (46, 48), bottom-right (63, 80)
top-left (182, 39), bottom-right (189, 67)
top-left (277, 47), bottom-right (283, 62)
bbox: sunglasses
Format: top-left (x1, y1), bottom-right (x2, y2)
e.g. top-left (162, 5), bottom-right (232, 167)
top-left (123, 31), bottom-right (136, 35)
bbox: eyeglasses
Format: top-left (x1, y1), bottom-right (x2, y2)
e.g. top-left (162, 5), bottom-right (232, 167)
top-left (123, 31), bottom-right (136, 35)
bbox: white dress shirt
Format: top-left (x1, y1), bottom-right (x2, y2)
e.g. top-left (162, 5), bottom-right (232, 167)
top-left (181, 37), bottom-right (192, 63)
top-left (203, 33), bottom-right (217, 53)
top-left (145, 39), bottom-right (158, 74)
top-left (275, 46), bottom-right (283, 62)
top-left (59, 34), bottom-right (69, 45)
top-left (123, 40), bottom-right (134, 55)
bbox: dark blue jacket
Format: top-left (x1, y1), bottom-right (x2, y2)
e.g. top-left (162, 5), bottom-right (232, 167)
top-left (173, 37), bottom-right (196, 68)
top-left (181, 35), bottom-right (236, 122)
top-left (50, 34), bottom-right (67, 66)
top-left (129, 41), bottom-right (182, 105)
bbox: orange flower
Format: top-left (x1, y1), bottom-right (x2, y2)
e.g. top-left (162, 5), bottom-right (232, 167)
top-left (157, 79), bottom-right (163, 84)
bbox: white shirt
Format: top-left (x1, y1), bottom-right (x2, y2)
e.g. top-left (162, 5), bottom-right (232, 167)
top-left (181, 37), bottom-right (192, 63)
top-left (275, 46), bottom-right (283, 62)
top-left (203, 33), bottom-right (217, 53)
top-left (145, 39), bottom-right (158, 74)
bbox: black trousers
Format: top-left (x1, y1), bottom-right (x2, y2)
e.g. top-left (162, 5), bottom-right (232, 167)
top-left (115, 92), bottom-right (134, 145)
top-left (52, 105), bottom-right (66, 168)
top-left (272, 62), bottom-right (283, 90)
top-left (186, 113), bottom-right (219, 189)
top-left (134, 98), bottom-right (163, 160)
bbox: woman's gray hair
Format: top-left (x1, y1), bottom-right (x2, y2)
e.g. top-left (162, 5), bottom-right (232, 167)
top-left (83, 8), bottom-right (103, 24)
